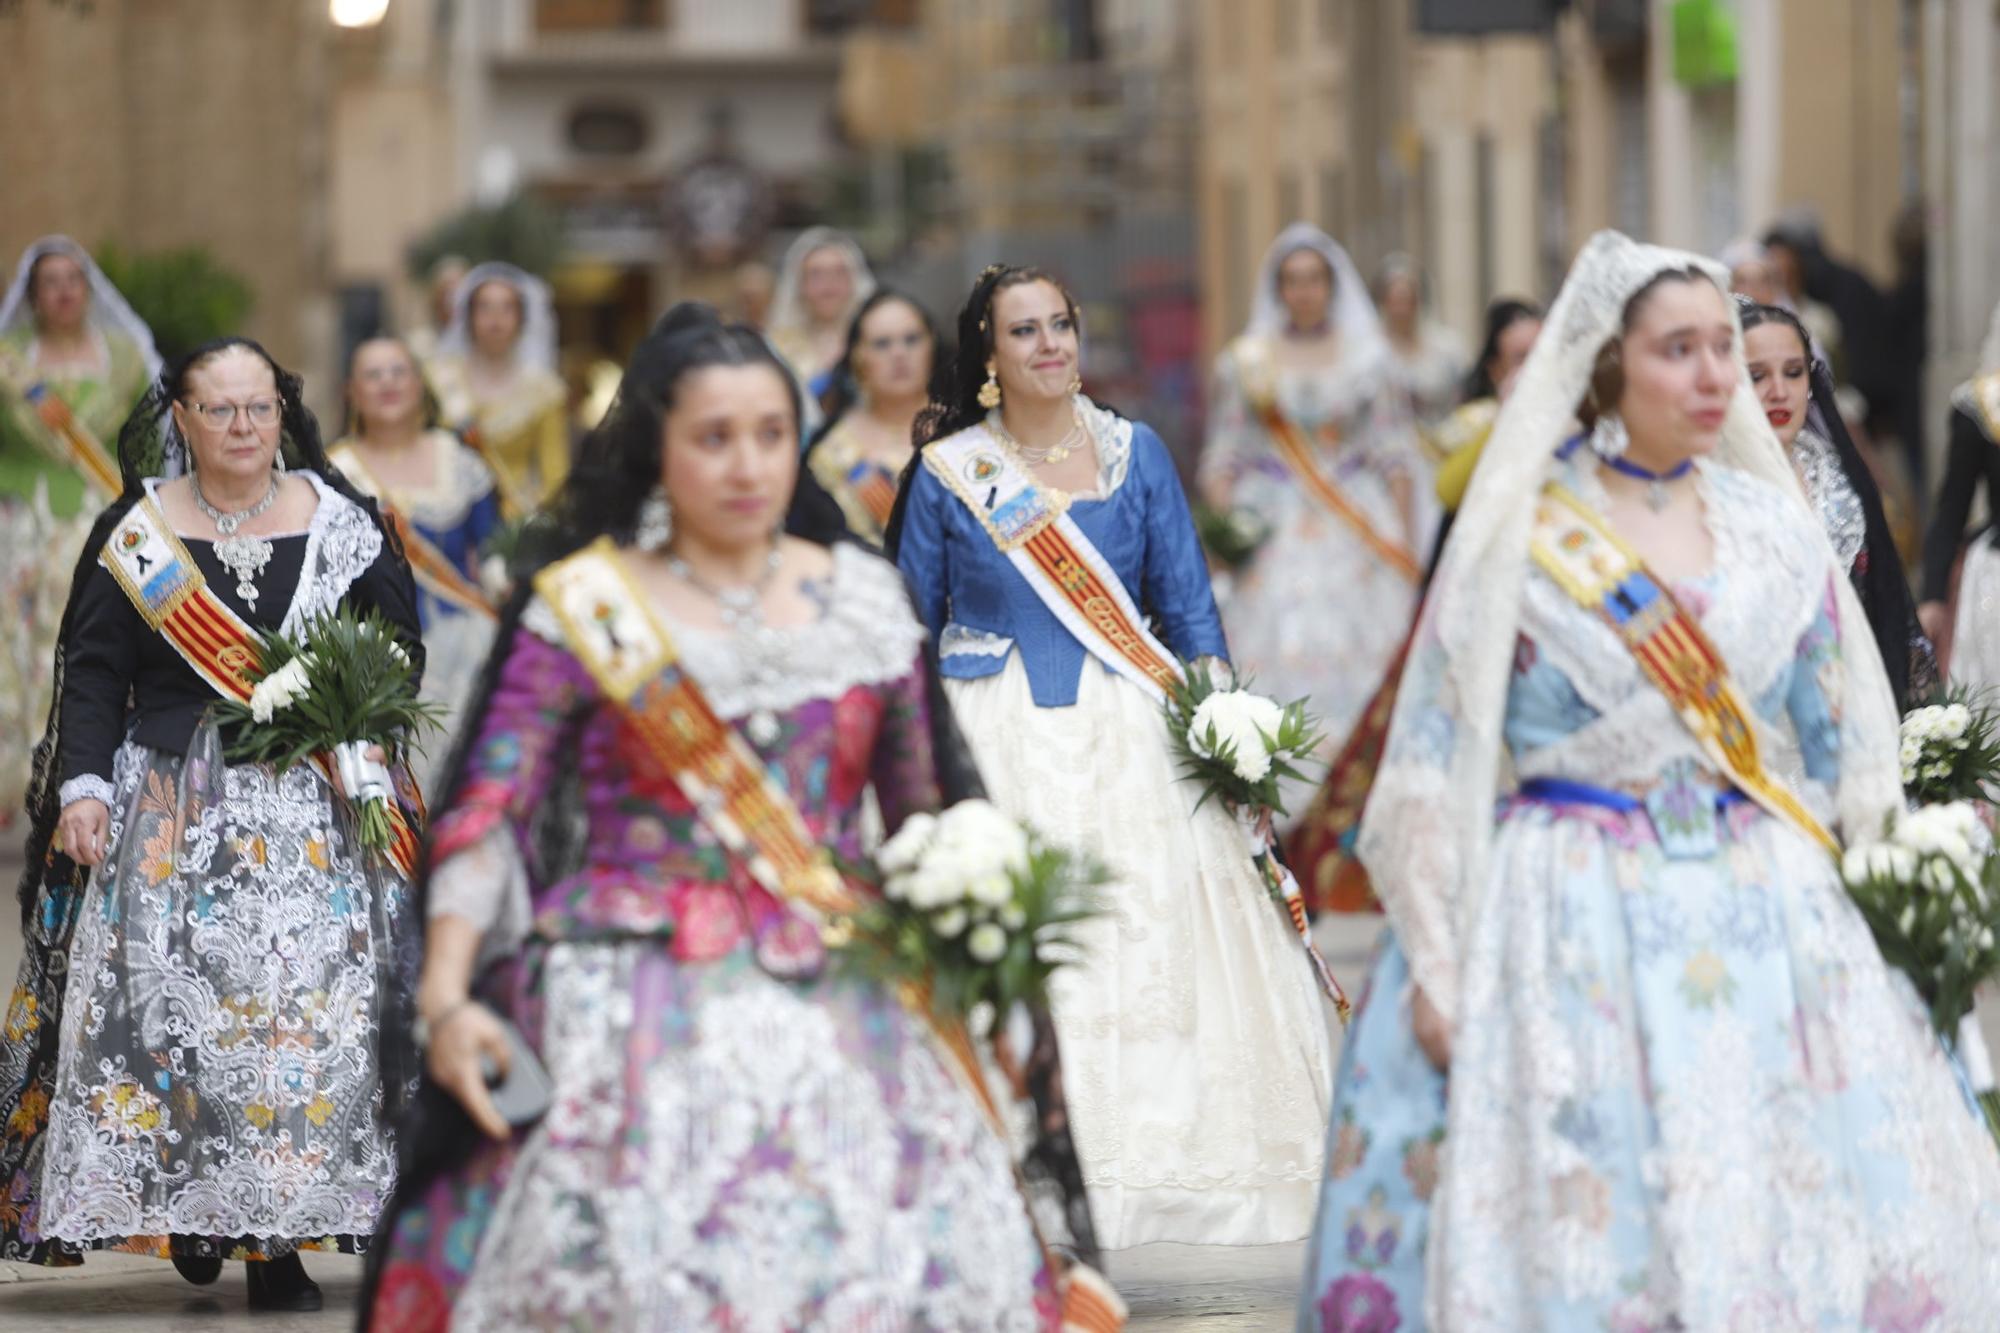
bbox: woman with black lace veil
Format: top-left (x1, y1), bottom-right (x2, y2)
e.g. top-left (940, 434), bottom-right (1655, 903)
top-left (360, 304), bottom-right (1104, 1331)
top-left (0, 337), bottom-right (424, 1312)
top-left (1739, 299), bottom-right (1936, 706)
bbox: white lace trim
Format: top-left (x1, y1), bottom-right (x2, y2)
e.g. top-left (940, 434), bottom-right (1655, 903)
top-left (519, 544), bottom-right (926, 720)
top-left (283, 472), bottom-right (385, 634)
top-left (1791, 430), bottom-right (1866, 574)
top-left (59, 774), bottom-right (115, 809)
top-left (941, 623), bottom-right (1015, 660)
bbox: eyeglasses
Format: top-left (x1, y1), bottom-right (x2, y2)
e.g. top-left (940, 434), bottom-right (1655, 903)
top-left (355, 363), bottom-right (416, 386)
top-left (184, 397), bottom-right (282, 430)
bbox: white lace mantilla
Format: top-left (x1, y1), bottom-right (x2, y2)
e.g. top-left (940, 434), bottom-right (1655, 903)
top-left (524, 542), bottom-right (926, 722)
top-left (1790, 429), bottom-right (1865, 574)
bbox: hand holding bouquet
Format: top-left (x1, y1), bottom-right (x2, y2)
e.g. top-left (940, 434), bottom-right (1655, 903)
top-left (1164, 660), bottom-right (1348, 1018)
top-left (840, 799), bottom-right (1104, 1024)
top-left (213, 608), bottom-right (442, 854)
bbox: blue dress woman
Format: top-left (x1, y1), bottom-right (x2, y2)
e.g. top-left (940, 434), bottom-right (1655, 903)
top-left (892, 265), bottom-right (1331, 1250)
top-left (329, 335), bottom-right (502, 794)
top-left (1299, 231), bottom-right (2000, 1330)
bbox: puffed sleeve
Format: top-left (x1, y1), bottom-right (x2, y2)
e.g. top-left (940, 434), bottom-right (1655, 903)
top-left (56, 559), bottom-right (143, 801)
top-left (893, 463), bottom-right (953, 641)
top-left (1921, 405), bottom-right (1989, 604)
top-left (1135, 428), bottom-right (1230, 663)
top-left (869, 647), bottom-right (948, 834)
top-left (425, 613), bottom-right (600, 956)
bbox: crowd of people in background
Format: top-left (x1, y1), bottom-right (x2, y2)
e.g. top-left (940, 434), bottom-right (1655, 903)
top-left (1, 208), bottom-right (1998, 1330)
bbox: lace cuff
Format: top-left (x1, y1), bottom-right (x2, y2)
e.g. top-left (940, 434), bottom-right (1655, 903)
top-left (59, 774), bottom-right (115, 809)
top-left (429, 824), bottom-right (533, 967)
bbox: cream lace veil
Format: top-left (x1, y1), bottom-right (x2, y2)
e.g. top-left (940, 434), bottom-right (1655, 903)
top-left (1357, 229), bottom-right (1904, 1022)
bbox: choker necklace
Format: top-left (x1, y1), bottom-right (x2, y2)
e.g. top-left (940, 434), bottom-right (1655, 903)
top-left (666, 543), bottom-right (788, 745)
top-left (989, 405), bottom-right (1088, 465)
top-left (1604, 455), bottom-right (1694, 513)
top-left (193, 473), bottom-right (282, 610)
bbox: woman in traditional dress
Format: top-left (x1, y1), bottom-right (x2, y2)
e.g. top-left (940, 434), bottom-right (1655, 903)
top-left (0, 337), bottom-right (424, 1311)
top-left (0, 237), bottom-right (158, 825)
top-left (1920, 300), bottom-right (2000, 691)
top-left (424, 262), bottom-right (569, 517)
top-left (1201, 224), bottom-right (1434, 821)
top-left (330, 335), bottom-right (503, 793)
top-left (1291, 298), bottom-right (1546, 1328)
top-left (1375, 253), bottom-right (1469, 434)
top-left (793, 288), bottom-right (940, 548)
top-left (1740, 300), bottom-right (1935, 705)
top-left (362, 305), bottom-right (1083, 1330)
top-left (766, 227), bottom-right (877, 413)
top-left (889, 264), bottom-right (1331, 1248)
top-left (1308, 229), bottom-right (2000, 1331)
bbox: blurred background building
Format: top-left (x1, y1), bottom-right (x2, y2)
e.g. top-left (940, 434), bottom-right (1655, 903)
top-left (1, 0), bottom-right (1996, 467)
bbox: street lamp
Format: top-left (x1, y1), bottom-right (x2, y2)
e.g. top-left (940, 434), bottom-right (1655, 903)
top-left (330, 0), bottom-right (390, 28)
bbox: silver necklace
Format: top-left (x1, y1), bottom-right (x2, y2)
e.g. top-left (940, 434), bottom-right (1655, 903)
top-left (666, 543), bottom-right (789, 745)
top-left (193, 473), bottom-right (280, 610)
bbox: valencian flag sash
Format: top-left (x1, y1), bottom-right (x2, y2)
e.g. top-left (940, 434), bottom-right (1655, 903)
top-left (924, 428), bottom-right (1183, 705)
top-left (1528, 482), bottom-right (1838, 855)
top-left (99, 498), bottom-right (423, 877)
top-left (0, 342), bottom-right (123, 498)
top-left (847, 460), bottom-right (899, 531)
top-left (923, 428), bottom-right (1349, 1017)
top-left (534, 538), bottom-right (1126, 1332)
top-left (1253, 401), bottom-right (1423, 583)
top-left (329, 445), bottom-right (496, 620)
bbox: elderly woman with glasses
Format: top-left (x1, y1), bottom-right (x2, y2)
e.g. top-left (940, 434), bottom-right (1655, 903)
top-left (0, 337), bottom-right (424, 1312)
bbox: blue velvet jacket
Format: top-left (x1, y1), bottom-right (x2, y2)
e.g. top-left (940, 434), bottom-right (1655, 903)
top-left (895, 413), bottom-right (1229, 708)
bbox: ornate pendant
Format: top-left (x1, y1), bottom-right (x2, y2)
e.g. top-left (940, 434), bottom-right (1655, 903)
top-left (1646, 480), bottom-right (1671, 513)
top-left (214, 533), bottom-right (273, 611)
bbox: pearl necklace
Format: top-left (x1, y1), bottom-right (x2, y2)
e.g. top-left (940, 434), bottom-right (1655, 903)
top-left (666, 543), bottom-right (789, 745)
top-left (192, 473), bottom-right (281, 610)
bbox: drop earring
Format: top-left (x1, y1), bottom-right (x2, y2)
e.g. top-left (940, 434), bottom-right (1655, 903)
top-left (1587, 411), bottom-right (1630, 461)
top-left (977, 367), bottom-right (1002, 410)
top-left (634, 485), bottom-right (673, 552)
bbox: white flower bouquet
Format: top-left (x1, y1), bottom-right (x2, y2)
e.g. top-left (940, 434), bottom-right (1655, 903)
top-left (1165, 660), bottom-right (1323, 818)
top-left (1843, 802), bottom-right (2000, 1142)
top-left (1194, 503), bottom-right (1273, 571)
top-left (839, 800), bottom-right (1105, 1023)
top-left (1899, 687), bottom-right (2000, 807)
top-left (1164, 661), bottom-right (1350, 1019)
top-left (213, 608), bottom-right (441, 854)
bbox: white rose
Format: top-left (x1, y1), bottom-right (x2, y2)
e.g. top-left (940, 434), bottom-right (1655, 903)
top-left (1000, 903), bottom-right (1027, 930)
top-left (967, 922), bottom-right (1008, 964)
top-left (1920, 857), bottom-right (1960, 896)
top-left (1979, 927), bottom-right (1996, 952)
top-left (932, 906), bottom-right (968, 939)
top-left (1842, 845), bottom-right (1877, 886)
top-left (1941, 705), bottom-right (1971, 740)
top-left (1898, 904), bottom-right (1917, 934)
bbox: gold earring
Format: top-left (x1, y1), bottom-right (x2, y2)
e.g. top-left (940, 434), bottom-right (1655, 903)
top-left (1066, 372), bottom-right (1082, 396)
top-left (977, 367), bottom-right (1002, 410)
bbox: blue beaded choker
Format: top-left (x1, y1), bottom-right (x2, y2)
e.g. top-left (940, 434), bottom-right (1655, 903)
top-left (1603, 454), bottom-right (1693, 510)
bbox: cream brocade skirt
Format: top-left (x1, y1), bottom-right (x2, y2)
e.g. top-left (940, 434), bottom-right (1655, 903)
top-left (946, 656), bottom-right (1332, 1248)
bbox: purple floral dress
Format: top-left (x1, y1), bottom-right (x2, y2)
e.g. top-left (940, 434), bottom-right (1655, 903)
top-left (367, 545), bottom-right (1057, 1331)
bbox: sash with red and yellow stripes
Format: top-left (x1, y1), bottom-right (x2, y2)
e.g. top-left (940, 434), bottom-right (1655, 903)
top-left (1256, 403), bottom-right (1423, 584)
top-left (0, 342), bottom-right (123, 498)
top-left (924, 428), bottom-right (1183, 705)
top-left (533, 538), bottom-right (1125, 1330)
top-left (329, 445), bottom-right (496, 620)
top-left (1529, 482), bottom-right (1838, 855)
top-left (99, 498), bottom-right (423, 877)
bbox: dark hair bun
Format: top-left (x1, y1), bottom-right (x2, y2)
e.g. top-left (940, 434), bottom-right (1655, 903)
top-left (652, 301), bottom-right (725, 341)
